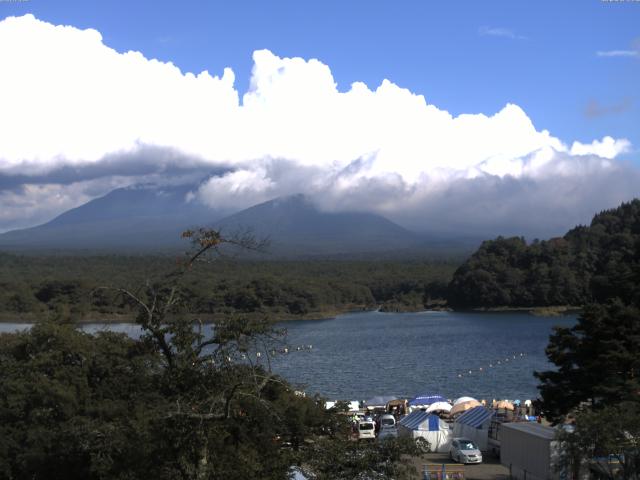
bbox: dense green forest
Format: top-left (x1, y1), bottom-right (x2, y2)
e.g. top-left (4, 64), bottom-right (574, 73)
top-left (0, 231), bottom-right (425, 479)
top-left (449, 199), bottom-right (640, 308)
top-left (0, 254), bottom-right (455, 322)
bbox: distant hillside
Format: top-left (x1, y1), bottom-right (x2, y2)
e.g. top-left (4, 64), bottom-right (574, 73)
top-left (0, 185), bottom-right (480, 257)
top-left (0, 185), bottom-right (222, 251)
top-left (448, 199), bottom-right (640, 308)
top-left (214, 194), bottom-right (424, 256)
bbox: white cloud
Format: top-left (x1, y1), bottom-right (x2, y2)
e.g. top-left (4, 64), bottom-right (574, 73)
top-left (0, 14), bottom-right (238, 167)
top-left (0, 14), bottom-right (638, 236)
top-left (596, 50), bottom-right (639, 57)
top-left (478, 26), bottom-right (525, 40)
top-left (0, 178), bottom-right (129, 232)
top-left (570, 136), bottom-right (631, 159)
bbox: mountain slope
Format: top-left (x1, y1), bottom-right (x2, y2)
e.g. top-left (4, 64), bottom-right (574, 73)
top-left (0, 185), bottom-right (222, 251)
top-left (214, 194), bottom-right (422, 256)
top-left (0, 186), bottom-right (469, 257)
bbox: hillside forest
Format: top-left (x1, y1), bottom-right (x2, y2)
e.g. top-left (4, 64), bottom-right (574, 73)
top-left (0, 255), bottom-right (454, 322)
top-left (1, 200), bottom-right (639, 320)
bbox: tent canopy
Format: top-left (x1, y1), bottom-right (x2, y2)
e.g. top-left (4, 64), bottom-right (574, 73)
top-left (408, 394), bottom-right (446, 406)
top-left (451, 400), bottom-right (482, 415)
top-left (399, 411), bottom-right (443, 431)
top-left (426, 401), bottom-right (452, 413)
top-left (455, 406), bottom-right (494, 428)
top-left (453, 396), bottom-right (478, 405)
top-left (496, 400), bottom-right (514, 411)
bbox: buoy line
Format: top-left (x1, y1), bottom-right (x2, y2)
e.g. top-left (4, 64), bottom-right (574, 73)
top-left (456, 352), bottom-right (527, 379)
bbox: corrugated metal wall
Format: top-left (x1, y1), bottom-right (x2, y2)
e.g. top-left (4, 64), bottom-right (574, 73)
top-left (500, 425), bottom-right (556, 480)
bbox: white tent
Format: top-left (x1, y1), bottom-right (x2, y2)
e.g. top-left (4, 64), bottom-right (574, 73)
top-left (397, 411), bottom-right (452, 453)
top-left (452, 406), bottom-right (495, 451)
top-left (453, 396), bottom-right (478, 405)
top-left (426, 401), bottom-right (452, 413)
top-left (324, 400), bottom-right (361, 412)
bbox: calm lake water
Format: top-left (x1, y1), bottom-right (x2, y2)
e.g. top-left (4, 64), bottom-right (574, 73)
top-left (0, 310), bottom-right (576, 402)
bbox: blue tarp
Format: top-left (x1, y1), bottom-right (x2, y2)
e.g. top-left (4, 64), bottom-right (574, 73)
top-left (398, 411), bottom-right (440, 431)
top-left (455, 406), bottom-right (494, 428)
top-left (408, 394), bottom-right (446, 406)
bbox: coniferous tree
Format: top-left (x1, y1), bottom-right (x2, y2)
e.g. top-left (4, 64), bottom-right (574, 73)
top-left (535, 300), bottom-right (640, 423)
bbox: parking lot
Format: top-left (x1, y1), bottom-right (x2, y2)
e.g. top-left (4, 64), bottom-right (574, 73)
top-left (409, 452), bottom-right (510, 480)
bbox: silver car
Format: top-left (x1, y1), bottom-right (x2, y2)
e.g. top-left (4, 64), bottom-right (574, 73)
top-left (450, 438), bottom-right (483, 464)
top-left (377, 425), bottom-right (398, 440)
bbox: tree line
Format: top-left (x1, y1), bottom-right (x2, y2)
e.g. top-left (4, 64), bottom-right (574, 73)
top-left (0, 254), bottom-right (455, 321)
top-left (448, 199), bottom-right (640, 308)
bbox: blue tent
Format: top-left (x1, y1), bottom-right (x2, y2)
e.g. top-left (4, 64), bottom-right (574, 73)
top-left (398, 411), bottom-right (452, 452)
top-left (399, 411), bottom-right (439, 430)
top-left (408, 394), bottom-right (446, 406)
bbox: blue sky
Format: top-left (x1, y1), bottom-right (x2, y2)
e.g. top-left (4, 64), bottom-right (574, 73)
top-left (0, 0), bottom-right (639, 236)
top-left (3, 0), bottom-right (638, 153)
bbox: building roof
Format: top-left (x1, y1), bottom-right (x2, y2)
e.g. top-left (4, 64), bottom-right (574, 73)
top-left (455, 406), bottom-right (494, 428)
top-left (501, 422), bottom-right (556, 440)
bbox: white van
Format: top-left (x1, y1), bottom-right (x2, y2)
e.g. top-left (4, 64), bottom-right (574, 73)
top-left (358, 420), bottom-right (376, 440)
top-left (378, 414), bottom-right (396, 428)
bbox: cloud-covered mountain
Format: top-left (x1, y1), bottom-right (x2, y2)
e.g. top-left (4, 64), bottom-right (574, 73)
top-left (0, 185), bottom-right (222, 251)
top-left (0, 187), bottom-right (470, 257)
top-left (214, 194), bottom-right (424, 256)
top-left (0, 14), bottom-right (638, 239)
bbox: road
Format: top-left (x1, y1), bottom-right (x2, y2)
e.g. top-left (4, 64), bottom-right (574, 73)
top-left (409, 452), bottom-right (510, 480)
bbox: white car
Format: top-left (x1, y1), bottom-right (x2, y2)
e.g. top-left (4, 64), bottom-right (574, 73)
top-left (378, 414), bottom-right (396, 428)
top-left (450, 438), bottom-right (483, 464)
top-left (357, 420), bottom-right (376, 440)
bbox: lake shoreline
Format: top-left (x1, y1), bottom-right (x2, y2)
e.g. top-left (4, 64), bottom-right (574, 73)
top-left (470, 305), bottom-right (582, 316)
top-left (0, 304), bottom-right (581, 324)
top-left (0, 304), bottom-right (376, 325)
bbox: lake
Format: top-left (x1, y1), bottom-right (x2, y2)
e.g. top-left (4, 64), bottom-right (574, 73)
top-left (0, 310), bottom-right (576, 402)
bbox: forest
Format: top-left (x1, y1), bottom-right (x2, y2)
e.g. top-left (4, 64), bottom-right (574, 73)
top-left (0, 254), bottom-right (455, 322)
top-left (448, 199), bottom-right (640, 309)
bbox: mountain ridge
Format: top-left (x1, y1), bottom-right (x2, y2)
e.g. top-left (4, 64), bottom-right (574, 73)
top-left (0, 186), bottom-right (470, 257)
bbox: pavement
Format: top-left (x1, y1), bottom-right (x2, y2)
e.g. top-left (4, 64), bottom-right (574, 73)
top-left (409, 452), bottom-right (510, 480)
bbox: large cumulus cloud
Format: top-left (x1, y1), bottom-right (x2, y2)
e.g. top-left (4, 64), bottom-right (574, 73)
top-left (0, 14), bottom-right (638, 236)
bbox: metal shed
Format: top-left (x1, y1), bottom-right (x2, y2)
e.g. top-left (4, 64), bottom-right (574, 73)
top-left (500, 423), bottom-right (559, 480)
